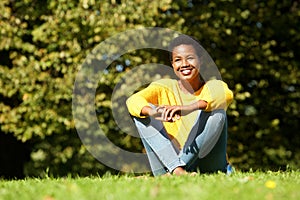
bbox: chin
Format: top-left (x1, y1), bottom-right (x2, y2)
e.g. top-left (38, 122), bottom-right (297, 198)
top-left (180, 75), bottom-right (197, 82)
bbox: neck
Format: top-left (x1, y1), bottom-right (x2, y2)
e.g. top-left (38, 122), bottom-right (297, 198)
top-left (178, 78), bottom-right (203, 94)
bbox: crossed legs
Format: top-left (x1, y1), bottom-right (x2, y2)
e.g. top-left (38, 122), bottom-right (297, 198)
top-left (133, 109), bottom-right (228, 176)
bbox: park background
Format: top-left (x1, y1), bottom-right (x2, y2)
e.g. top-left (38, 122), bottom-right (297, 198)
top-left (0, 0), bottom-right (299, 179)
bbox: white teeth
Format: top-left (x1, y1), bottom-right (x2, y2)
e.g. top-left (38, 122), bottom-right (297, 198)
top-left (182, 69), bottom-right (191, 75)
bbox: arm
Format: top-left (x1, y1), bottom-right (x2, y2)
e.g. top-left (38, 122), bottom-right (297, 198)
top-left (141, 100), bottom-right (208, 122)
top-left (141, 80), bottom-right (234, 121)
top-left (201, 80), bottom-right (234, 111)
top-left (126, 83), bottom-right (160, 118)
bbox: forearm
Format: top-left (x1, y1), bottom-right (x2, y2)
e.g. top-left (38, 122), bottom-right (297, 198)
top-left (141, 100), bottom-right (207, 116)
top-left (183, 100), bottom-right (208, 113)
top-left (139, 100), bottom-right (207, 122)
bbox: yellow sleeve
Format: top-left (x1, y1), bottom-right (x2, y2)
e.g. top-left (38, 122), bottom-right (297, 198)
top-left (200, 80), bottom-right (233, 111)
top-left (126, 83), bottom-right (160, 118)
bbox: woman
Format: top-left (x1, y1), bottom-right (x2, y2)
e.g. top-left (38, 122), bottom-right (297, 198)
top-left (126, 35), bottom-right (233, 176)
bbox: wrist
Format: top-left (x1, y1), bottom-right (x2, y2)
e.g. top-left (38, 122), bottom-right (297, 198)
top-left (197, 100), bottom-right (208, 110)
top-left (141, 106), bottom-right (154, 116)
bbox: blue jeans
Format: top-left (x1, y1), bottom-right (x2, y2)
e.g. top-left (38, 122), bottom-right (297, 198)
top-left (133, 109), bottom-right (228, 176)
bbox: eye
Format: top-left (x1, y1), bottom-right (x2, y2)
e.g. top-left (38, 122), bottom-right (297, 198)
top-left (187, 56), bottom-right (194, 61)
top-left (174, 58), bottom-right (181, 62)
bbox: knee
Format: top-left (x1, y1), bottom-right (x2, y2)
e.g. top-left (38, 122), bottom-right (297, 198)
top-left (132, 117), bottom-right (151, 128)
top-left (210, 110), bottom-right (226, 126)
top-left (133, 116), bottom-right (165, 133)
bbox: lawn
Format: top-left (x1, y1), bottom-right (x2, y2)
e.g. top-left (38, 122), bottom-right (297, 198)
top-left (0, 171), bottom-right (299, 200)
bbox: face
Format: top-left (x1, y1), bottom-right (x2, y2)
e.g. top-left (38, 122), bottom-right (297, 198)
top-left (171, 44), bottom-right (201, 83)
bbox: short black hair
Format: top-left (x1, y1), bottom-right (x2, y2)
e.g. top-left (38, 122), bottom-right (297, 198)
top-left (168, 35), bottom-right (202, 62)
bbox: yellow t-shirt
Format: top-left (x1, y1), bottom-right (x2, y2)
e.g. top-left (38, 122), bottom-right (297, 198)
top-left (126, 78), bottom-right (233, 148)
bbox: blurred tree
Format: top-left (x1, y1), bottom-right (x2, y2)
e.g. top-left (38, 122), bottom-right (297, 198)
top-left (0, 0), bottom-right (184, 177)
top-left (0, 0), bottom-right (299, 177)
top-left (177, 0), bottom-right (300, 170)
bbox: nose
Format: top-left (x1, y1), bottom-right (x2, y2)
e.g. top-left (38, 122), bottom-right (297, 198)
top-left (181, 58), bottom-right (189, 67)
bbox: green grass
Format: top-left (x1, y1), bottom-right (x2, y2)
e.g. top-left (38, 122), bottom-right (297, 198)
top-left (0, 171), bottom-right (299, 200)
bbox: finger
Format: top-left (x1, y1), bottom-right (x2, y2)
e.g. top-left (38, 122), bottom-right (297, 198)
top-left (155, 106), bottom-right (162, 113)
top-left (164, 107), bottom-right (172, 121)
top-left (167, 107), bottom-right (176, 121)
top-left (154, 116), bottom-right (163, 121)
top-left (170, 107), bottom-right (181, 120)
top-left (169, 108), bottom-right (177, 119)
top-left (161, 107), bottom-right (167, 121)
top-left (156, 106), bottom-right (167, 114)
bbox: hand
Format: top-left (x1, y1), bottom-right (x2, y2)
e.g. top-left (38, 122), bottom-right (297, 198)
top-left (143, 104), bottom-right (194, 122)
top-left (183, 140), bottom-right (199, 154)
top-left (151, 105), bottom-right (182, 122)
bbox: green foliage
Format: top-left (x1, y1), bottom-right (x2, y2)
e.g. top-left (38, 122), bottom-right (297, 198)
top-left (0, 0), bottom-right (299, 177)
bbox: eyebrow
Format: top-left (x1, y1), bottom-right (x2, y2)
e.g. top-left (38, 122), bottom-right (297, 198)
top-left (173, 54), bottom-right (195, 58)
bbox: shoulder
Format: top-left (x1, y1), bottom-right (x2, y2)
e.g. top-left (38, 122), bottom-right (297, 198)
top-left (203, 80), bottom-right (233, 98)
top-left (204, 79), bottom-right (229, 88)
top-left (205, 79), bottom-right (224, 84)
top-left (151, 78), bottom-right (178, 88)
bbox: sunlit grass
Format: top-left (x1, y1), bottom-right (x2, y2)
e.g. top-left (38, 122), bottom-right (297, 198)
top-left (0, 171), bottom-right (299, 200)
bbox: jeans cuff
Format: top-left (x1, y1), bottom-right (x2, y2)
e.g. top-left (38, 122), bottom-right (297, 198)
top-left (167, 159), bottom-right (186, 173)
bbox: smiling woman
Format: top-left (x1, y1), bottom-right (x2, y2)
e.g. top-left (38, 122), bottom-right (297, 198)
top-left (126, 35), bottom-right (233, 176)
top-left (171, 44), bottom-right (202, 93)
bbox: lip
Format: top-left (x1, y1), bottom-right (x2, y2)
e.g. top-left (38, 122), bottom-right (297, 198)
top-left (179, 68), bottom-right (193, 75)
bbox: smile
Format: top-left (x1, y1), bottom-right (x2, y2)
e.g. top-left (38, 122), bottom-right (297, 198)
top-left (180, 68), bottom-right (193, 75)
